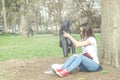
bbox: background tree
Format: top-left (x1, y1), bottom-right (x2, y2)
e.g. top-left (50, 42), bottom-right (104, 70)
top-left (0, 0), bottom-right (101, 36)
top-left (99, 0), bottom-right (120, 68)
top-left (20, 0), bottom-right (28, 38)
top-left (1, 0), bottom-right (7, 33)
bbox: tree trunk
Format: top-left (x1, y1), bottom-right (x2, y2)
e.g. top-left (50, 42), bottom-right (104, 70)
top-left (20, 3), bottom-right (28, 38)
top-left (1, 0), bottom-right (7, 33)
top-left (100, 0), bottom-right (120, 68)
top-left (61, 0), bottom-right (73, 20)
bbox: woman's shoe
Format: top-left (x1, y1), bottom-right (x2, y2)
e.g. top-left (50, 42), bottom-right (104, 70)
top-left (56, 69), bottom-right (68, 77)
top-left (51, 64), bottom-right (63, 73)
top-left (53, 68), bottom-right (63, 72)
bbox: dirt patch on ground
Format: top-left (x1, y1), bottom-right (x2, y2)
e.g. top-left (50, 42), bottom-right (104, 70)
top-left (0, 57), bottom-right (120, 80)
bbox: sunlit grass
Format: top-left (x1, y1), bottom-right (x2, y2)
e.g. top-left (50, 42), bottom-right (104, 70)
top-left (0, 33), bottom-right (101, 61)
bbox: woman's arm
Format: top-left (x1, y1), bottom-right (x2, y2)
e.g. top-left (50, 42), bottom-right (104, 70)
top-left (63, 31), bottom-right (91, 47)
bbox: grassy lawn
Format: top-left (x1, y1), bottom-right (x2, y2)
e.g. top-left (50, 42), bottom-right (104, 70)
top-left (0, 33), bottom-right (101, 61)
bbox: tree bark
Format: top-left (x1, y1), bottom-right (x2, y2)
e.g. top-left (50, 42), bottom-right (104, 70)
top-left (100, 0), bottom-right (120, 68)
top-left (1, 0), bottom-right (7, 33)
top-left (20, 3), bottom-right (28, 38)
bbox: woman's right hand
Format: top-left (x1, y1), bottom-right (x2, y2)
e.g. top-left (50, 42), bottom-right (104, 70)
top-left (63, 31), bottom-right (70, 38)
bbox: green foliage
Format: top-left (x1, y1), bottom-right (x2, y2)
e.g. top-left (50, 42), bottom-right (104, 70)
top-left (77, 77), bottom-right (85, 80)
top-left (100, 70), bottom-right (109, 74)
top-left (0, 33), bottom-right (100, 61)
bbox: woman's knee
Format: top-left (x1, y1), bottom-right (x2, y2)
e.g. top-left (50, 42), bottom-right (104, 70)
top-left (73, 54), bottom-right (78, 57)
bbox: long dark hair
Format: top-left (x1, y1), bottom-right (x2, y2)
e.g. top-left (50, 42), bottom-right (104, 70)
top-left (80, 23), bottom-right (95, 40)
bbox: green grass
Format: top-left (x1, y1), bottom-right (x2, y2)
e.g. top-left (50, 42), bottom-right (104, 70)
top-left (100, 70), bottom-right (109, 74)
top-left (0, 33), bottom-right (101, 61)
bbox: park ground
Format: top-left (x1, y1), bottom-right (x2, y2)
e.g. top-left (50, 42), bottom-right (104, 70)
top-left (0, 57), bottom-right (120, 80)
top-left (0, 34), bottom-right (120, 80)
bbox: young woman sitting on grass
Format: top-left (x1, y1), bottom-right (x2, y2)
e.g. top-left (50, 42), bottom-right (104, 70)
top-left (51, 23), bottom-right (102, 77)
